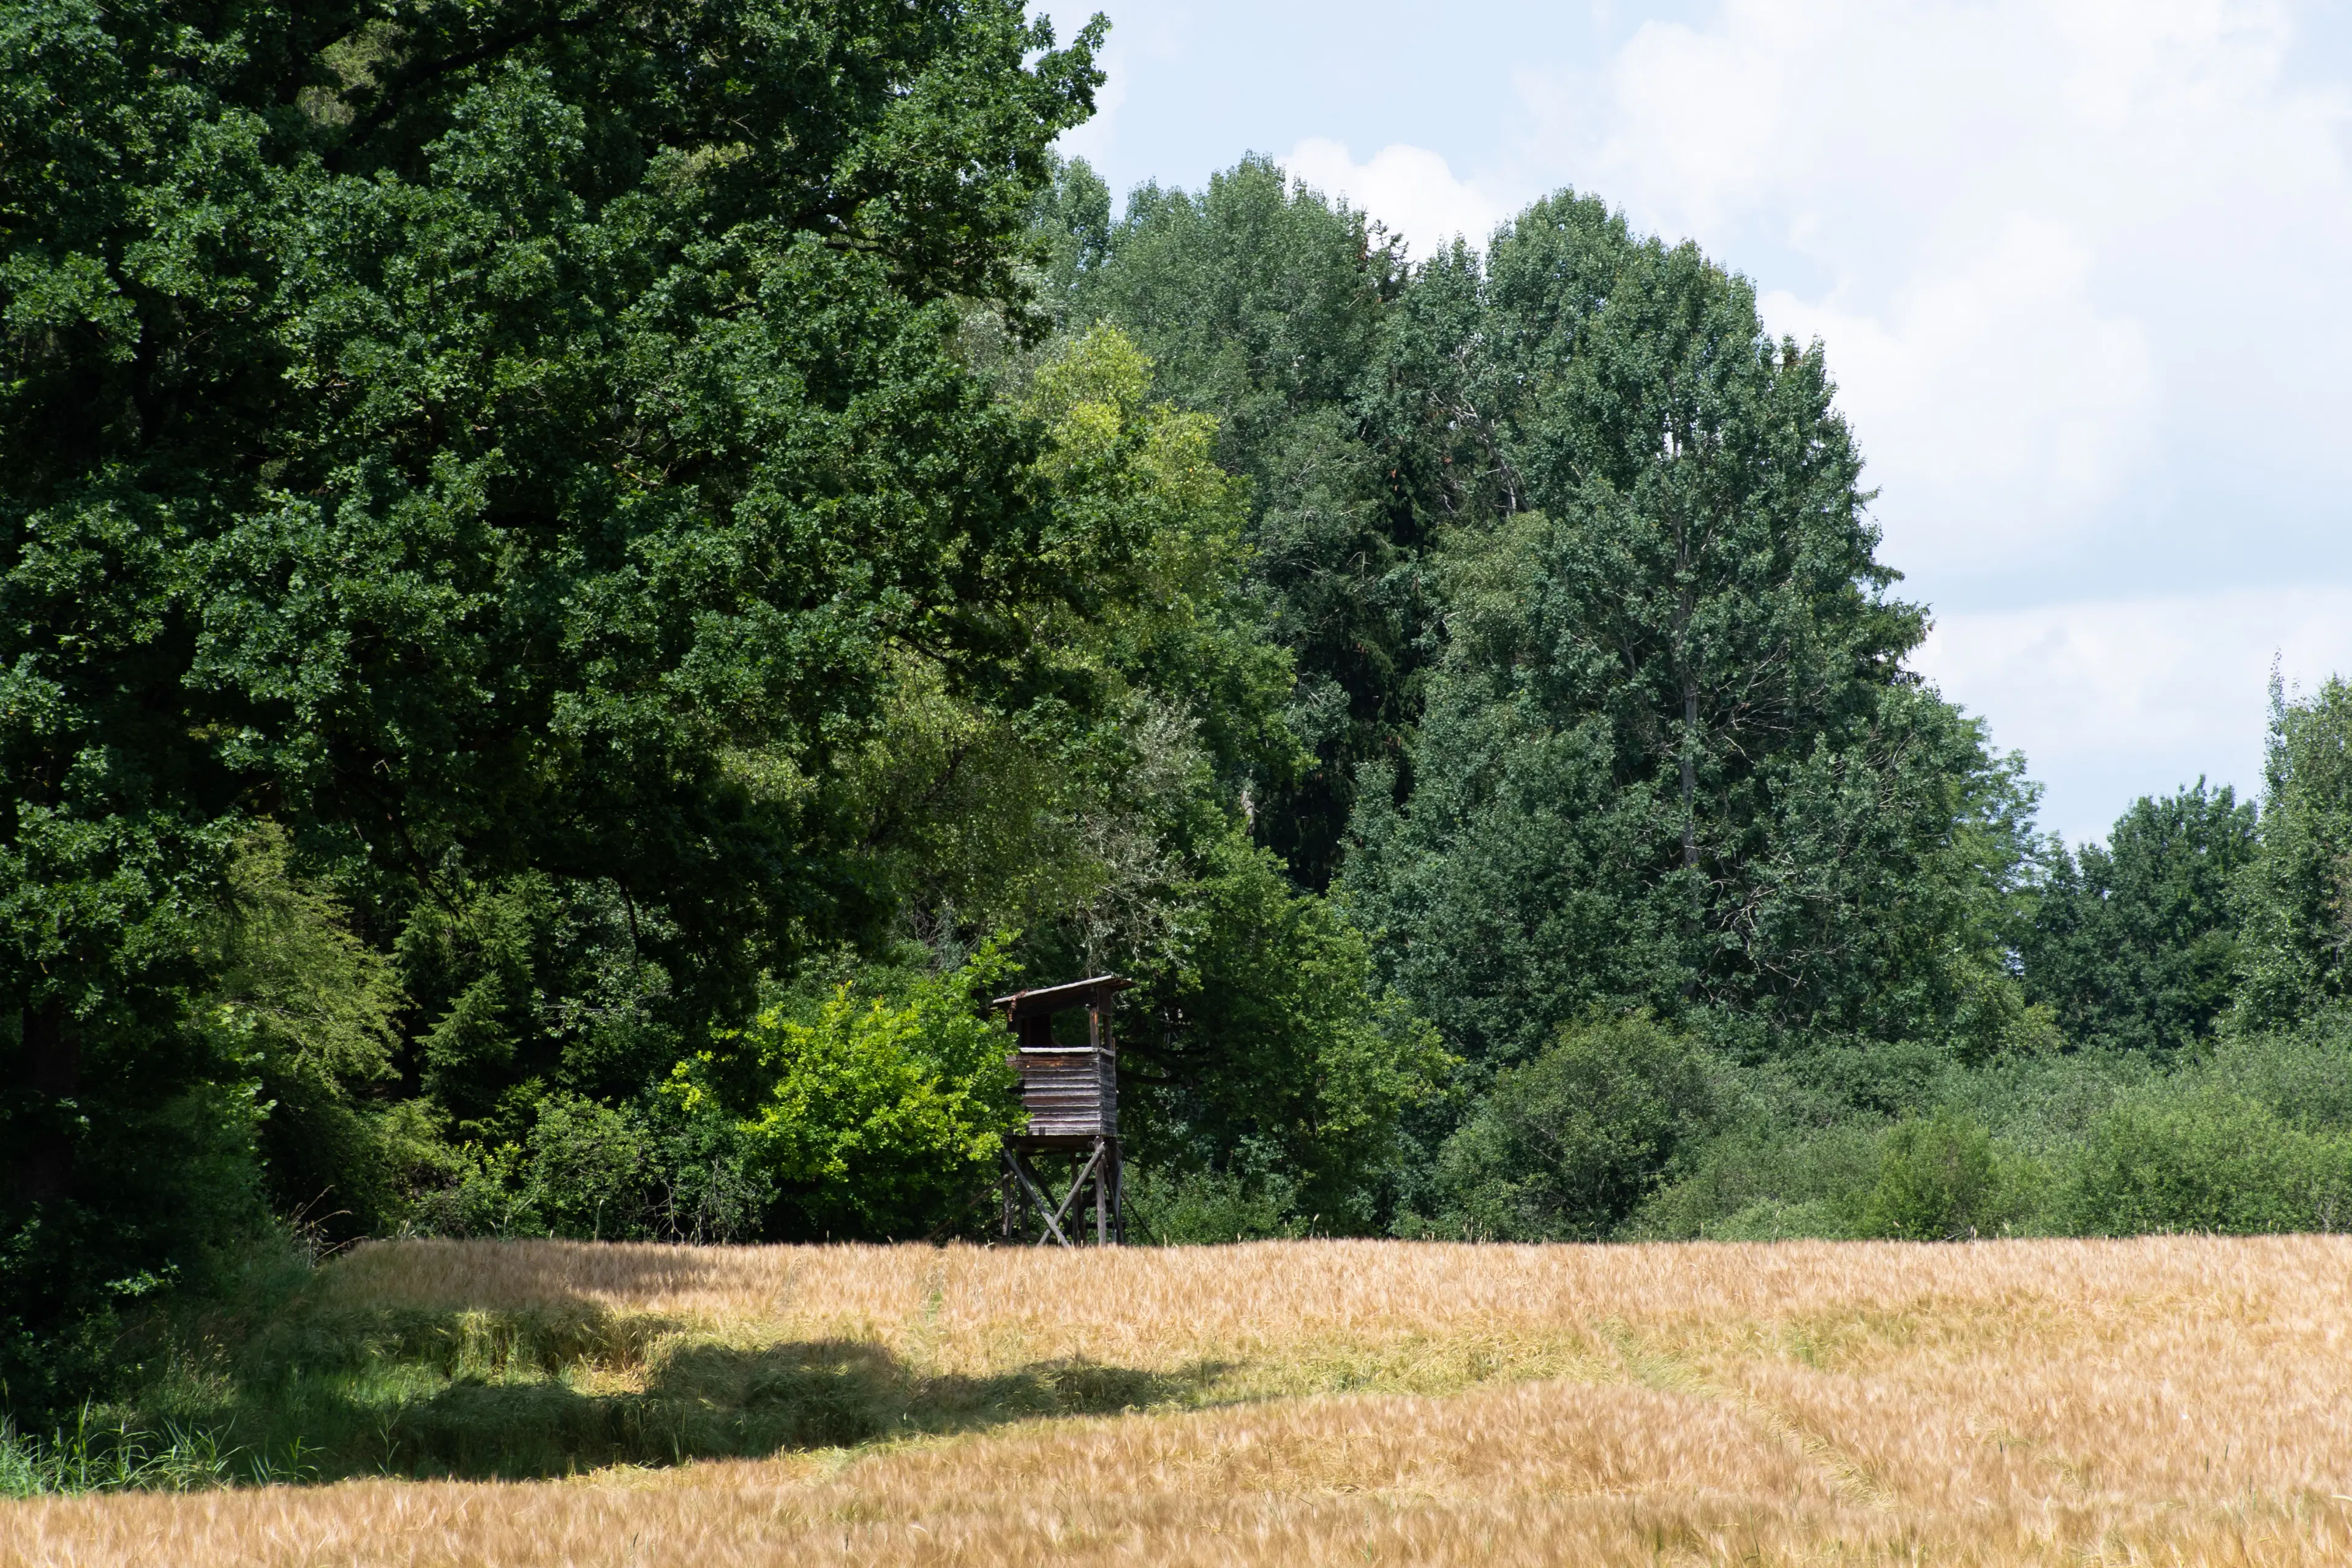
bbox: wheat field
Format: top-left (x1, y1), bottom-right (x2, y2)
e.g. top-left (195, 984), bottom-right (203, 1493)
top-left (10, 1235), bottom-right (2352, 1565)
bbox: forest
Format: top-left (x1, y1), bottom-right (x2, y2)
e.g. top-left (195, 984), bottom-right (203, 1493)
top-left (12, 0), bottom-right (2352, 1426)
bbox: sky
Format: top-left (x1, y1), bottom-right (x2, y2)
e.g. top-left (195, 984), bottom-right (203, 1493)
top-left (1035, 0), bottom-right (2352, 848)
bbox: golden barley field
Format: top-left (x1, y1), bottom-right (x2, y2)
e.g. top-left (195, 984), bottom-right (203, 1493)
top-left (11, 1235), bottom-right (2352, 1565)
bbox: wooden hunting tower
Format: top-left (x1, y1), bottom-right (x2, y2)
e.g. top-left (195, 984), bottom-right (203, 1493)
top-left (994, 974), bottom-right (1131, 1245)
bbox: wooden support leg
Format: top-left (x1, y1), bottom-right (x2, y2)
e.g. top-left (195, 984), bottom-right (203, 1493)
top-left (1109, 1139), bottom-right (1125, 1246)
top-left (1095, 1136), bottom-right (1109, 1245)
top-left (1047, 1144), bottom-right (1104, 1243)
top-left (1004, 1141), bottom-right (1124, 1246)
top-left (1005, 1149), bottom-right (1073, 1248)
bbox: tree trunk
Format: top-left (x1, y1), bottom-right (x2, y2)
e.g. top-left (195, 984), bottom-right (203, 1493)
top-left (13, 997), bottom-right (75, 1204)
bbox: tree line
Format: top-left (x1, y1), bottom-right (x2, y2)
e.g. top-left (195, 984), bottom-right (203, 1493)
top-left (9, 0), bottom-right (2352, 1419)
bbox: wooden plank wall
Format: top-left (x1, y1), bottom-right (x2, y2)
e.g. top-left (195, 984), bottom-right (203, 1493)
top-left (1014, 1048), bottom-right (1116, 1136)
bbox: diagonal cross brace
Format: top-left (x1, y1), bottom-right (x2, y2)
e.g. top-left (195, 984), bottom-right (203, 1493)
top-left (1003, 1144), bottom-right (1104, 1248)
top-left (1004, 1148), bottom-right (1073, 1246)
top-left (1045, 1144), bottom-right (1104, 1243)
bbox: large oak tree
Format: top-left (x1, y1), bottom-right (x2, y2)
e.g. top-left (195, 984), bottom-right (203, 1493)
top-left (0, 0), bottom-right (1097, 1384)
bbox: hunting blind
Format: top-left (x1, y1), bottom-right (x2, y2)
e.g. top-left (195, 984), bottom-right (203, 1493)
top-left (995, 974), bottom-right (1131, 1245)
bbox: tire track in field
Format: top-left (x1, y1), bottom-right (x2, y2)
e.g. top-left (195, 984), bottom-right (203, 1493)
top-left (1592, 1318), bottom-right (1896, 1510)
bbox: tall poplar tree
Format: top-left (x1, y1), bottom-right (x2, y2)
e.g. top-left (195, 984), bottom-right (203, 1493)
top-left (1346, 193), bottom-right (2038, 1072)
top-left (2233, 678), bottom-right (2352, 1031)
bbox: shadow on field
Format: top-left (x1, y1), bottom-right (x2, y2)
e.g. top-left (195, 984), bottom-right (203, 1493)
top-left (172, 1298), bottom-right (1226, 1483)
top-left (378, 1337), bottom-right (1221, 1479)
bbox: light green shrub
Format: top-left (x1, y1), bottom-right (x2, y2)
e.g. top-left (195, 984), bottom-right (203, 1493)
top-left (1856, 1110), bottom-right (2036, 1240)
top-left (2062, 1085), bottom-right (2352, 1234)
top-left (669, 941), bottom-right (1023, 1240)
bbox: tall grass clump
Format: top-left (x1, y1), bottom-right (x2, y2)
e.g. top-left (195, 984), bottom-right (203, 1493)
top-left (0, 1408), bottom-right (273, 1497)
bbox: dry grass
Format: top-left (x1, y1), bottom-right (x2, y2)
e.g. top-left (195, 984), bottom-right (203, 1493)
top-left (12, 1235), bottom-right (2352, 1564)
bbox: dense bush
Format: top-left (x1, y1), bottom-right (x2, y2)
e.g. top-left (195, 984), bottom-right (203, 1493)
top-left (2195, 1019), bottom-right (2352, 1133)
top-left (1121, 839), bottom-right (1453, 1234)
top-left (1855, 1111), bottom-right (2026, 1240)
top-left (2062, 1085), bottom-right (2352, 1235)
top-left (1431, 1016), bottom-right (1715, 1240)
top-left (1124, 1161), bottom-right (1309, 1243)
top-left (669, 944), bottom-right (1027, 1242)
top-left (1629, 1107), bottom-right (1880, 1241)
top-left (394, 1096), bottom-right (770, 1246)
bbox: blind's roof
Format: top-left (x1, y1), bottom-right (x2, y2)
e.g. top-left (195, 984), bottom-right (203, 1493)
top-left (991, 974), bottom-right (1133, 1019)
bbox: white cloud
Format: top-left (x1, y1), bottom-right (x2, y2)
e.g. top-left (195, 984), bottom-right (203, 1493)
top-left (1762, 214), bottom-right (2157, 571)
top-left (1280, 138), bottom-right (1508, 260)
top-left (1512, 0), bottom-right (2352, 576)
top-left (1916, 588), bottom-right (2352, 843)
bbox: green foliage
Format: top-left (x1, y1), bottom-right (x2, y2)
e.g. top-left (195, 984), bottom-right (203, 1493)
top-left (2, 0), bottom-right (1102, 1401)
top-left (835, 308), bottom-right (1436, 1238)
top-left (1855, 1110), bottom-right (2023, 1241)
top-left (6, 0), bottom-right (1107, 1036)
top-left (673, 943), bottom-right (1023, 1240)
top-left (0, 1023), bottom-right (268, 1423)
top-left (1629, 1038), bottom-right (2101, 1242)
top-left (1631, 1114), bottom-right (1884, 1241)
top-left (1700, 1199), bottom-right (1856, 1242)
top-left (1432, 1015), bottom-right (1715, 1241)
top-left (1121, 839), bottom-right (1453, 1234)
top-left (394, 1093), bottom-right (769, 1245)
top-left (394, 870), bottom-right (684, 1140)
top-left (24, 0), bottom-right (2352, 1459)
top-left (2062, 1084), bottom-right (2352, 1235)
top-left (2193, 1016), bottom-right (2352, 1133)
top-left (2234, 678), bottom-right (2352, 1031)
top-left (839, 323), bottom-right (1298, 965)
top-left (0, 1409), bottom-right (254, 1497)
top-left (1124, 1162), bottom-right (1309, 1244)
top-left (1342, 200), bottom-right (2041, 1071)
top-left (1041, 156), bottom-right (1420, 887)
top-left (1630, 1028), bottom-right (2352, 1243)
top-left (2022, 782), bottom-right (2257, 1057)
top-left (197, 826), bottom-right (404, 1235)
top-left (1030, 327), bottom-right (1300, 780)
